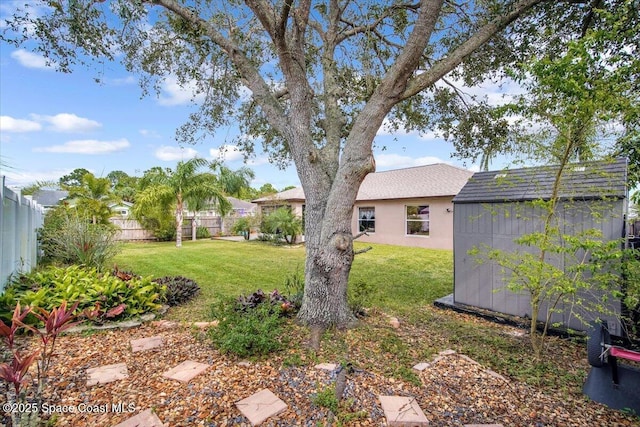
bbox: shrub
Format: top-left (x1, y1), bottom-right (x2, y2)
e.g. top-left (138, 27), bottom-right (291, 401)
top-left (2, 265), bottom-right (165, 323)
top-left (231, 216), bottom-right (253, 239)
top-left (196, 226), bottom-right (211, 239)
top-left (38, 204), bottom-right (75, 263)
top-left (348, 280), bottom-right (374, 318)
top-left (208, 298), bottom-right (285, 357)
top-left (153, 276), bottom-right (200, 306)
top-left (236, 289), bottom-right (295, 316)
top-left (261, 208), bottom-right (302, 244)
top-left (312, 383), bottom-right (339, 414)
top-left (283, 269), bottom-right (305, 311)
top-left (38, 213), bottom-right (121, 271)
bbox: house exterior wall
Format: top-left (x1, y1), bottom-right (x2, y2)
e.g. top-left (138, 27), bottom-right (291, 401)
top-left (453, 199), bottom-right (625, 334)
top-left (352, 196), bottom-right (455, 250)
top-left (257, 201), bottom-right (305, 218)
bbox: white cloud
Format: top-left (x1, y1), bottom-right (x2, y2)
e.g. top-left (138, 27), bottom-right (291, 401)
top-left (376, 119), bottom-right (439, 140)
top-left (246, 155), bottom-right (270, 166)
top-left (30, 113), bottom-right (102, 133)
top-left (155, 145), bottom-right (199, 161)
top-left (105, 75), bottom-right (136, 86)
top-left (139, 129), bottom-right (161, 138)
top-left (157, 76), bottom-right (206, 106)
top-left (11, 49), bottom-right (50, 69)
top-left (209, 145), bottom-right (244, 162)
top-left (0, 115), bottom-right (41, 132)
top-left (34, 138), bottom-right (130, 154)
top-left (375, 153), bottom-right (448, 169)
top-left (2, 168), bottom-right (75, 188)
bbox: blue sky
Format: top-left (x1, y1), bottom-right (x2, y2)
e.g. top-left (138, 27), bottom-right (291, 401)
top-left (0, 3), bottom-right (513, 192)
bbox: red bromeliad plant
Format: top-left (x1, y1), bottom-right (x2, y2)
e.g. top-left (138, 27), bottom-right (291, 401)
top-left (0, 303), bottom-right (40, 427)
top-left (1, 300), bottom-right (83, 418)
top-left (24, 301), bottom-right (82, 396)
top-left (0, 303), bottom-right (31, 349)
top-left (0, 351), bottom-right (39, 395)
top-left (81, 302), bottom-right (126, 324)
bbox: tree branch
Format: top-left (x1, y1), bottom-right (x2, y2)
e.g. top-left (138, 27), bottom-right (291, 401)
top-left (402, 0), bottom-right (547, 100)
top-left (336, 2), bottom-right (420, 44)
top-left (149, 0), bottom-right (288, 134)
top-left (354, 246), bottom-right (373, 255)
top-left (353, 231), bottom-right (370, 240)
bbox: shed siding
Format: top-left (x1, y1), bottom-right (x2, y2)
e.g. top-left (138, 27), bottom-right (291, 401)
top-left (454, 198), bottom-right (625, 334)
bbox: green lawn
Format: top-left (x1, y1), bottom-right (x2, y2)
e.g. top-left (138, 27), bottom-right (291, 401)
top-left (112, 239), bottom-right (606, 400)
top-left (113, 239), bottom-right (453, 320)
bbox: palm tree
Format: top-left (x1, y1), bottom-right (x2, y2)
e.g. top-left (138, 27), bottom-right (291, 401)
top-left (134, 158), bottom-right (231, 247)
top-left (65, 172), bottom-right (115, 224)
top-left (215, 165), bottom-right (255, 198)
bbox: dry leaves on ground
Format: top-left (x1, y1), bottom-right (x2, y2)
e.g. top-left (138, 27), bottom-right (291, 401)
top-left (1, 317), bottom-right (638, 426)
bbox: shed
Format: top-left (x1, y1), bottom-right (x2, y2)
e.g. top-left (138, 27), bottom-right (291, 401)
top-left (452, 158), bottom-right (629, 335)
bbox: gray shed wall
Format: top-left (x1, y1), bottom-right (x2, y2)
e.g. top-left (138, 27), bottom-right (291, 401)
top-left (453, 199), bottom-right (625, 335)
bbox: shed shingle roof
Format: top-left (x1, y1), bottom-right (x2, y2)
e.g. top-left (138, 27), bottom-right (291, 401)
top-left (253, 163), bottom-right (473, 203)
top-left (453, 158), bottom-right (628, 204)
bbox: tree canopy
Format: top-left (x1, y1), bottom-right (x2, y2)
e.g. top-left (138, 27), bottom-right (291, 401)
top-left (3, 0), bottom-right (637, 341)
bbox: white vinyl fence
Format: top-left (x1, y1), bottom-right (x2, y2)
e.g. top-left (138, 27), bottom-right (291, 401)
top-left (1, 176), bottom-right (44, 292)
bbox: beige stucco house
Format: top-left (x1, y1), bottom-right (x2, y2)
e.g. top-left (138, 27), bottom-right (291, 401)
top-left (253, 163), bottom-right (474, 249)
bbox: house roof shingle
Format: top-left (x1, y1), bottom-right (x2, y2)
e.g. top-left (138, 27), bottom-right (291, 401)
top-left (32, 190), bottom-right (69, 207)
top-left (453, 158), bottom-right (628, 204)
top-left (253, 163), bottom-right (474, 203)
top-left (227, 196), bottom-right (258, 211)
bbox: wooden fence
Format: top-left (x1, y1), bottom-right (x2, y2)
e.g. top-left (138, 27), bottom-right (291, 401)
top-left (109, 216), bottom-right (224, 241)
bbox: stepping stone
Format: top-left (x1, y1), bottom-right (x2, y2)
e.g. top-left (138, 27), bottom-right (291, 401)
top-left (236, 388), bottom-right (288, 426)
top-left (162, 360), bottom-right (209, 383)
top-left (113, 409), bottom-right (164, 427)
top-left (484, 369), bottom-right (507, 382)
top-left (314, 363), bottom-right (338, 371)
top-left (151, 320), bottom-right (178, 329)
top-left (379, 395), bottom-right (429, 426)
top-left (131, 336), bottom-right (163, 352)
top-left (412, 362), bottom-right (430, 371)
top-left (439, 349), bottom-right (457, 356)
top-left (458, 354), bottom-right (481, 365)
top-left (86, 363), bottom-right (128, 386)
top-left (192, 321), bottom-right (219, 329)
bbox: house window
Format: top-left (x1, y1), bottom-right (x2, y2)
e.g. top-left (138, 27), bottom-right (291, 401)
top-left (358, 207), bottom-right (375, 232)
top-left (406, 205), bottom-right (429, 236)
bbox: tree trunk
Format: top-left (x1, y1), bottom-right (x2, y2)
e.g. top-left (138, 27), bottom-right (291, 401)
top-left (297, 214), bottom-right (357, 348)
top-left (191, 213), bottom-right (197, 241)
top-left (176, 194), bottom-right (183, 248)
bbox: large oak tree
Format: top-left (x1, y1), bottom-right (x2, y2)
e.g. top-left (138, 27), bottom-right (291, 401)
top-left (3, 0), bottom-right (631, 344)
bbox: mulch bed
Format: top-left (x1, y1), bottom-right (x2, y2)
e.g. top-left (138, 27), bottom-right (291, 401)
top-left (2, 317), bottom-right (638, 426)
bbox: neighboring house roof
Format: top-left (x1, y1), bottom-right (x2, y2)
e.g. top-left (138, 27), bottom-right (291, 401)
top-left (31, 190), bottom-right (69, 207)
top-left (109, 201), bottom-right (133, 208)
top-left (253, 163), bottom-right (474, 203)
top-left (253, 187), bottom-right (305, 203)
top-left (227, 196), bottom-right (257, 212)
top-left (453, 158), bottom-right (628, 204)
top-left (356, 163), bottom-right (474, 201)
